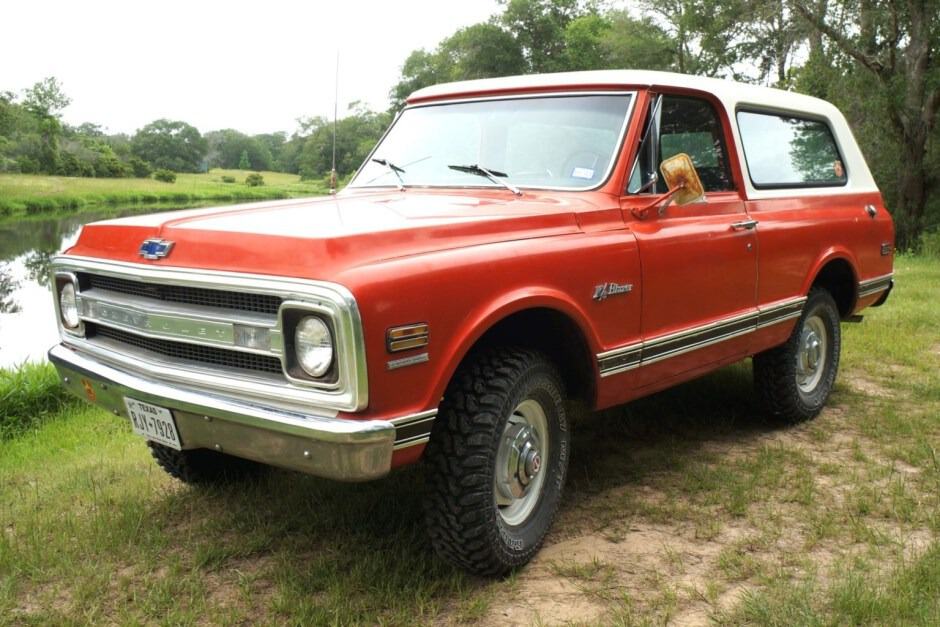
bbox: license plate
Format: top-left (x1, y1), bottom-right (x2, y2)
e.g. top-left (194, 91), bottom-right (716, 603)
top-left (124, 397), bottom-right (182, 450)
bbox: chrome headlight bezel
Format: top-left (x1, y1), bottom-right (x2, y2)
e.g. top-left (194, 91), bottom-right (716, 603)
top-left (280, 303), bottom-right (340, 386)
top-left (53, 271), bottom-right (84, 336)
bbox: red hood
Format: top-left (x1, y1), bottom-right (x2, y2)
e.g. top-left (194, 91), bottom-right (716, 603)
top-left (67, 190), bottom-right (615, 281)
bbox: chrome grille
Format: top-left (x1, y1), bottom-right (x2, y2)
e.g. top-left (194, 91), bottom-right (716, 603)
top-left (91, 323), bottom-right (283, 374)
top-left (82, 273), bottom-right (282, 315)
top-left (53, 257), bottom-right (367, 412)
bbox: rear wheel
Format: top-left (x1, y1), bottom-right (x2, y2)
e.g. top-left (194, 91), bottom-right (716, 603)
top-left (754, 288), bottom-right (841, 423)
top-left (148, 442), bottom-right (266, 485)
top-left (423, 348), bottom-right (570, 576)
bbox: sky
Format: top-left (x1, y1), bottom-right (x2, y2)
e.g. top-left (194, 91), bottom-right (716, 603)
top-left (1, 0), bottom-right (501, 136)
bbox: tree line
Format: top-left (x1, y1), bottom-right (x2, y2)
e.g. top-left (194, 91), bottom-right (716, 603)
top-left (0, 78), bottom-right (381, 185)
top-left (1, 1), bottom-right (936, 245)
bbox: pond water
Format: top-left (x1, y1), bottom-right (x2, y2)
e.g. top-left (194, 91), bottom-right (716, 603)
top-left (0, 207), bottom-right (198, 369)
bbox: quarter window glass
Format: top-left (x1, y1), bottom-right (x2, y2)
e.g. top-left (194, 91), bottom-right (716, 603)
top-left (659, 97), bottom-right (734, 192)
top-left (736, 111), bottom-right (847, 187)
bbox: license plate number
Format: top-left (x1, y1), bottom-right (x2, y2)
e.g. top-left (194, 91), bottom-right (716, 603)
top-left (124, 398), bottom-right (181, 450)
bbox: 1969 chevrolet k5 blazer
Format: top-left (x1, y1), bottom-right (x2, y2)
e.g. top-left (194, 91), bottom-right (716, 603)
top-left (48, 70), bottom-right (894, 575)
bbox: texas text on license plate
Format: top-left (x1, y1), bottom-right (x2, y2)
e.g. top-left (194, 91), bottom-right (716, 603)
top-left (124, 397), bottom-right (182, 450)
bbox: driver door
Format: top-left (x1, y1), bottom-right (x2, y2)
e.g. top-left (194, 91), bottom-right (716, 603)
top-left (622, 93), bottom-right (758, 390)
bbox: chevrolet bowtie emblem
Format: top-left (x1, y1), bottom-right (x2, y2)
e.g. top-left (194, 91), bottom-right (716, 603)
top-left (139, 238), bottom-right (175, 260)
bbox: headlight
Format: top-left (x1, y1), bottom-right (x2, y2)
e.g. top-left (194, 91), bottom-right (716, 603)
top-left (295, 316), bottom-right (333, 377)
top-left (59, 282), bottom-right (80, 328)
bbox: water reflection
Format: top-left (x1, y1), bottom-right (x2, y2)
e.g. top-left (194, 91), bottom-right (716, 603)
top-left (0, 208), bottom-right (189, 368)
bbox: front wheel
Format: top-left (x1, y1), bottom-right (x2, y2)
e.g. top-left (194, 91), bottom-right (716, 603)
top-left (423, 348), bottom-right (570, 576)
top-left (754, 288), bottom-right (842, 423)
top-left (148, 442), bottom-right (266, 485)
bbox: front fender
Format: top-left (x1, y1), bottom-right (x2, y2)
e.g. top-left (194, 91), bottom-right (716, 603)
top-left (428, 287), bottom-right (603, 408)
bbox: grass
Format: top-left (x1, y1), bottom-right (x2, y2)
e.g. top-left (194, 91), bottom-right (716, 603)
top-left (0, 256), bottom-right (938, 624)
top-left (0, 170), bottom-right (326, 220)
top-left (0, 362), bottom-right (76, 441)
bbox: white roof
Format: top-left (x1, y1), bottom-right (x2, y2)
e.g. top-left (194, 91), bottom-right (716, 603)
top-left (409, 70), bottom-right (878, 199)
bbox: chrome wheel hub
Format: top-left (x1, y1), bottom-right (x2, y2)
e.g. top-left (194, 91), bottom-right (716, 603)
top-left (796, 314), bottom-right (827, 393)
top-left (494, 399), bottom-right (549, 526)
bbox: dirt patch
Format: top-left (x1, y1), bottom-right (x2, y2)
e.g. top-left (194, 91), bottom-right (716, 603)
top-left (201, 554), bottom-right (275, 615)
top-left (9, 581), bottom-right (73, 620)
top-left (480, 522), bottom-right (759, 625)
top-left (479, 396), bottom-right (938, 626)
top-left (845, 372), bottom-right (892, 398)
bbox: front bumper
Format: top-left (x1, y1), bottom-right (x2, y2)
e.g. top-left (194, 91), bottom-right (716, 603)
top-left (49, 344), bottom-right (396, 481)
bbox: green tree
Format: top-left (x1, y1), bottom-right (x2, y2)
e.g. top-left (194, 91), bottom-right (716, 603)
top-left (638, 0), bottom-right (743, 76)
top-left (131, 119), bottom-right (208, 172)
top-left (601, 11), bottom-right (677, 71)
top-left (562, 13), bottom-right (613, 70)
top-left (441, 23), bottom-right (526, 79)
top-left (253, 132), bottom-right (287, 170)
top-left (734, 0), bottom-right (808, 85)
top-left (296, 105), bottom-right (392, 179)
top-left (22, 77), bottom-right (71, 118)
top-left (499, 0), bottom-right (582, 72)
top-left (205, 129), bottom-right (273, 170)
top-left (389, 49), bottom-right (454, 111)
top-left (10, 77), bottom-right (73, 173)
top-left (389, 22), bottom-right (526, 111)
top-left (793, 0), bottom-right (940, 246)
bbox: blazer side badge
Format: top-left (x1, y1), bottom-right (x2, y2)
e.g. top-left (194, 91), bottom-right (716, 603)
top-left (593, 282), bottom-right (633, 301)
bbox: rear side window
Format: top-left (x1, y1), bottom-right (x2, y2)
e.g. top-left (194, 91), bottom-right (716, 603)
top-left (736, 111), bottom-right (847, 188)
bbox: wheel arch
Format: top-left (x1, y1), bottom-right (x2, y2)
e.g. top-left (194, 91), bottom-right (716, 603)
top-left (803, 249), bottom-right (859, 318)
top-left (431, 291), bottom-right (600, 409)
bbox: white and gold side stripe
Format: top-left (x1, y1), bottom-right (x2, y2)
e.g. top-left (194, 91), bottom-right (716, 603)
top-left (598, 296), bottom-right (807, 377)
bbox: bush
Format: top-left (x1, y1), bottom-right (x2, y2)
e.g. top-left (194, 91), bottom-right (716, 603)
top-left (919, 229), bottom-right (940, 259)
top-left (245, 172), bottom-right (264, 187)
top-left (1, 362), bottom-right (76, 440)
top-left (94, 152), bottom-right (130, 178)
top-left (57, 151), bottom-right (85, 177)
top-left (16, 156), bottom-right (40, 174)
top-left (153, 168), bottom-right (176, 183)
top-left (221, 175), bottom-right (236, 183)
top-left (129, 157), bottom-right (152, 178)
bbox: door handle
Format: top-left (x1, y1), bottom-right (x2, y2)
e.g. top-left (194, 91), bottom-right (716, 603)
top-left (865, 204), bottom-right (877, 218)
top-left (730, 219), bottom-right (759, 231)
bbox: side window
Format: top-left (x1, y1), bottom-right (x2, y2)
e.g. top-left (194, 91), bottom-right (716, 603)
top-left (627, 96), bottom-right (734, 194)
top-left (658, 96), bottom-right (734, 192)
top-left (736, 111), bottom-right (847, 188)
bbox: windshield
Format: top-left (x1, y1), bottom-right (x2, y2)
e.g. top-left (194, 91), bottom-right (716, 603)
top-left (350, 93), bottom-right (634, 191)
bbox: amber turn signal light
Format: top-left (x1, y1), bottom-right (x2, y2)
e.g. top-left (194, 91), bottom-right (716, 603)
top-left (387, 323), bottom-right (429, 352)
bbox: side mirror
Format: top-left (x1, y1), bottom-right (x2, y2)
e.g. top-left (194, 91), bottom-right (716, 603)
top-left (659, 153), bottom-right (705, 206)
top-left (630, 153), bottom-right (706, 220)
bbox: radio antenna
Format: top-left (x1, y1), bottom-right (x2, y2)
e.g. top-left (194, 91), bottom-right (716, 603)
top-left (329, 52), bottom-right (339, 195)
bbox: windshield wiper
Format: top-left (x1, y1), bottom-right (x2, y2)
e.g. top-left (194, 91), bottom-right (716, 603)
top-left (371, 157), bottom-right (406, 191)
top-left (448, 163), bottom-right (522, 196)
